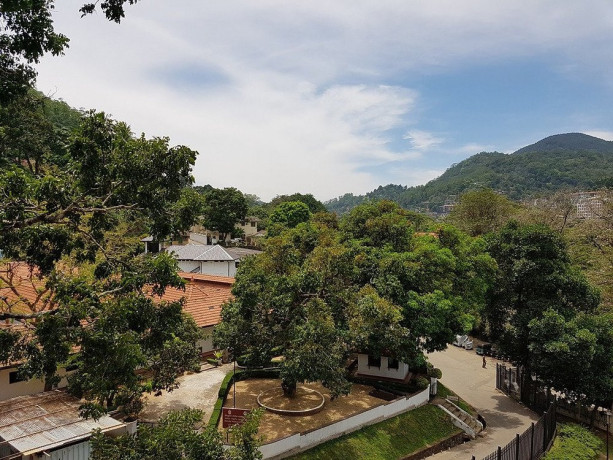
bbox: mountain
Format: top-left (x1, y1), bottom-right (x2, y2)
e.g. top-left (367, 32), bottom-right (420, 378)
top-left (325, 133), bottom-right (613, 214)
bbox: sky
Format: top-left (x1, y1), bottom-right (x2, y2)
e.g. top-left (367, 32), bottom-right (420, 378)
top-left (35, 1), bottom-right (613, 202)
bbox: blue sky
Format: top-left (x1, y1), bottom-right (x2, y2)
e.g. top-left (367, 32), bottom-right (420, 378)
top-left (36, 1), bottom-right (613, 201)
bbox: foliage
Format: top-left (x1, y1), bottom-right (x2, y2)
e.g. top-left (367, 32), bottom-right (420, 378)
top-left (484, 221), bottom-right (600, 369)
top-left (215, 201), bottom-right (494, 397)
top-left (288, 404), bottom-right (460, 460)
top-left (268, 201), bottom-right (312, 236)
top-left (269, 193), bottom-right (327, 214)
top-left (326, 133), bottom-right (613, 215)
top-left (528, 311), bottom-right (613, 404)
top-left (200, 187), bottom-right (248, 240)
top-left (543, 423), bottom-right (603, 460)
top-left (448, 188), bottom-right (519, 236)
top-left (0, 97), bottom-right (204, 415)
top-left (90, 408), bottom-right (263, 460)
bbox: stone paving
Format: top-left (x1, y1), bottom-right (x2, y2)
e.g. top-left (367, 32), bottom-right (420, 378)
top-left (139, 362), bottom-right (233, 423)
top-left (427, 346), bottom-right (539, 460)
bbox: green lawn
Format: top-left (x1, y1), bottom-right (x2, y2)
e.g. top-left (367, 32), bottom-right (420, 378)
top-left (288, 404), bottom-right (461, 460)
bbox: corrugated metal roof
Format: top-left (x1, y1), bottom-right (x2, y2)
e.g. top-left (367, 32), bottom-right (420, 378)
top-left (193, 245), bottom-right (234, 261)
top-left (166, 245), bottom-right (210, 260)
top-left (0, 391), bottom-right (124, 455)
top-left (224, 247), bottom-right (262, 259)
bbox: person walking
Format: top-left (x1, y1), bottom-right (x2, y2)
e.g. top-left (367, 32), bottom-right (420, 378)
top-left (482, 356), bottom-right (487, 368)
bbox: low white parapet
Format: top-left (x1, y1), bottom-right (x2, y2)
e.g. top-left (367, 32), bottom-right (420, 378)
top-left (259, 386), bottom-right (430, 459)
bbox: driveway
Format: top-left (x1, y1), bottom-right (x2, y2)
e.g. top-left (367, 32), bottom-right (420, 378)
top-left (139, 363), bottom-right (233, 423)
top-left (427, 346), bottom-right (539, 460)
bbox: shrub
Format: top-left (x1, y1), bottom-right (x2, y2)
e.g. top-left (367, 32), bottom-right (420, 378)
top-left (543, 423), bottom-right (602, 460)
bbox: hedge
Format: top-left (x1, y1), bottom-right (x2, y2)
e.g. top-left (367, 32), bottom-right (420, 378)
top-left (208, 368), bottom-right (281, 428)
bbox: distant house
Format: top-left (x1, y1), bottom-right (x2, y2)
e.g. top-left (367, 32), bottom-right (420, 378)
top-left (356, 354), bottom-right (410, 382)
top-left (164, 243), bottom-right (261, 277)
top-left (0, 390), bottom-right (133, 460)
top-left (148, 272), bottom-right (234, 356)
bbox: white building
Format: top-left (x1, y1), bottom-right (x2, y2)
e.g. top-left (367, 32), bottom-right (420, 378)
top-left (165, 244), bottom-right (261, 277)
top-left (356, 354), bottom-right (410, 381)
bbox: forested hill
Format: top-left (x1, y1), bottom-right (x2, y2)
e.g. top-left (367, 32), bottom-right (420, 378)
top-left (325, 133), bottom-right (613, 214)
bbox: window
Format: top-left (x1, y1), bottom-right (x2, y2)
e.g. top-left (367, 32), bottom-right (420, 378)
top-left (9, 371), bottom-right (25, 384)
top-left (367, 355), bottom-right (381, 368)
top-left (388, 358), bottom-right (399, 370)
top-left (251, 222), bottom-right (256, 227)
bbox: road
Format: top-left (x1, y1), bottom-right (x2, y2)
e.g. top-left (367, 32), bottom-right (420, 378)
top-left (427, 346), bottom-right (539, 460)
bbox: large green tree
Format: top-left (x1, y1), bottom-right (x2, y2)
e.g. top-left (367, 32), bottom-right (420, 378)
top-left (484, 221), bottom-right (600, 368)
top-left (448, 188), bottom-right (518, 236)
top-left (215, 201), bottom-right (494, 397)
top-left (0, 107), bottom-right (204, 416)
top-left (201, 187), bottom-right (248, 241)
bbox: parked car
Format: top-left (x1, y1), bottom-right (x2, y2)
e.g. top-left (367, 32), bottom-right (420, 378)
top-left (463, 340), bottom-right (473, 350)
top-left (453, 335), bottom-right (469, 347)
top-left (476, 343), bottom-right (492, 355)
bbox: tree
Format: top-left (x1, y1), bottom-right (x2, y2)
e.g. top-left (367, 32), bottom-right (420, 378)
top-left (90, 408), bottom-right (264, 460)
top-left (448, 188), bottom-right (518, 236)
top-left (484, 221), bottom-right (600, 368)
top-left (215, 202), bottom-right (494, 397)
top-left (202, 187), bottom-right (248, 241)
top-left (269, 193), bottom-right (327, 214)
top-left (0, 107), bottom-right (204, 415)
top-left (268, 201), bottom-right (311, 236)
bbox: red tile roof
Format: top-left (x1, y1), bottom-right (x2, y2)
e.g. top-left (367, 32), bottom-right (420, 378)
top-left (149, 272), bottom-right (234, 328)
top-left (0, 263), bottom-right (54, 318)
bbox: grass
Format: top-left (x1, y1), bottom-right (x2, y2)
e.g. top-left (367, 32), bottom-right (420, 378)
top-left (436, 382), bottom-right (475, 415)
top-left (288, 404), bottom-right (461, 460)
top-left (543, 423), bottom-right (602, 460)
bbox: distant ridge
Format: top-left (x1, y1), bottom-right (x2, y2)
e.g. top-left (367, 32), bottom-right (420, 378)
top-left (514, 133), bottom-right (613, 155)
top-left (325, 133), bottom-right (613, 215)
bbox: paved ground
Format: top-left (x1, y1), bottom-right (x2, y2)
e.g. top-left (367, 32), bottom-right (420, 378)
top-left (140, 363), bottom-right (233, 423)
top-left (427, 346), bottom-right (539, 460)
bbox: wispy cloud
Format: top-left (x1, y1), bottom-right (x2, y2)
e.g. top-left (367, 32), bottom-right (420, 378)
top-left (35, 0), bottom-right (613, 200)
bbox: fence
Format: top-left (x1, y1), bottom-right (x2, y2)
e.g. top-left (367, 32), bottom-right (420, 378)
top-left (496, 363), bottom-right (612, 432)
top-left (476, 401), bottom-right (556, 460)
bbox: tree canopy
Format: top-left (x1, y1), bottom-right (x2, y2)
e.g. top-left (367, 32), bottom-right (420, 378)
top-left (484, 221), bottom-right (600, 370)
top-left (215, 201), bottom-right (495, 397)
top-left (0, 99), bottom-right (205, 416)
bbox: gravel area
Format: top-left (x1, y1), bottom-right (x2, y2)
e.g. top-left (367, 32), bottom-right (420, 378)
top-left (140, 363), bottom-right (233, 423)
top-left (223, 378), bottom-right (387, 443)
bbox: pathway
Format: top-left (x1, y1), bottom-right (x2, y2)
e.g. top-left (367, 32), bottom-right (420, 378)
top-left (140, 363), bottom-right (233, 423)
top-left (427, 346), bottom-right (539, 460)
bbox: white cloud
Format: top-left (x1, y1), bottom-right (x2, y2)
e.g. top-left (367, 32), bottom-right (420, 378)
top-left (34, 0), bottom-right (613, 200)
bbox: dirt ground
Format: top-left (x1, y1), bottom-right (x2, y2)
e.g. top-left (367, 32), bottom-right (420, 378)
top-left (223, 378), bottom-right (387, 443)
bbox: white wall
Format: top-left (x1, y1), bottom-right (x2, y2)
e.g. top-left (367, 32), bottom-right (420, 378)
top-left (0, 367), bottom-right (70, 402)
top-left (199, 261), bottom-right (236, 277)
top-left (357, 354), bottom-right (409, 381)
top-left (259, 387), bottom-right (430, 459)
top-left (177, 260), bottom-right (201, 273)
top-left (196, 326), bottom-right (215, 355)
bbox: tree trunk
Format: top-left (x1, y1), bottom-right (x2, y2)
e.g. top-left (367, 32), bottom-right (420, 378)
top-left (281, 378), bottom-right (297, 397)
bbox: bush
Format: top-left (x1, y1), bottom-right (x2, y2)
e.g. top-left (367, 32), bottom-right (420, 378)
top-left (218, 370), bottom-right (238, 398)
top-left (207, 357), bottom-right (219, 366)
top-left (208, 397), bottom-right (225, 428)
top-left (543, 423), bottom-right (603, 460)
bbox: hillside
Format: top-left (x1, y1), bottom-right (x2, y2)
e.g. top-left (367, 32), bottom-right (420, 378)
top-left (325, 133), bottom-right (613, 214)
